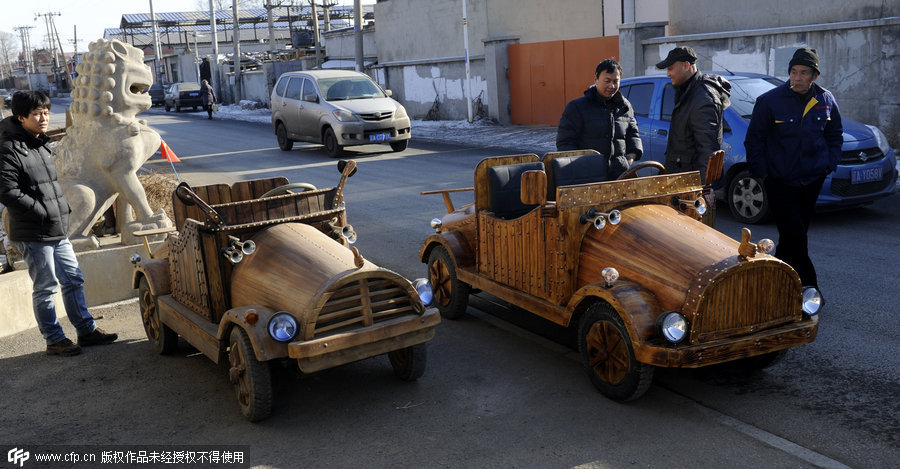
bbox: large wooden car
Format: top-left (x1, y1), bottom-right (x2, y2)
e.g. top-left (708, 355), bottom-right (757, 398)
top-left (419, 151), bottom-right (821, 401)
top-left (132, 161), bottom-right (439, 421)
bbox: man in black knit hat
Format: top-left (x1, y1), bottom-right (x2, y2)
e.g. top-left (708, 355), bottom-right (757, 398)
top-left (745, 48), bottom-right (843, 293)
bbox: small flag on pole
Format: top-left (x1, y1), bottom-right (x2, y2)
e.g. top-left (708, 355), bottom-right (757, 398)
top-left (159, 140), bottom-right (181, 163)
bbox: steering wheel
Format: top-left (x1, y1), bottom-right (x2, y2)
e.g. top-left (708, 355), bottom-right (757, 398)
top-left (616, 161), bottom-right (666, 180)
top-left (259, 182), bottom-right (318, 198)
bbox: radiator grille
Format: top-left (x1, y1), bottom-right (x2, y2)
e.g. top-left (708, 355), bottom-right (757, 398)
top-left (691, 261), bottom-right (800, 343)
top-left (359, 111), bottom-right (393, 121)
top-left (840, 147), bottom-right (883, 166)
top-left (313, 278), bottom-right (416, 337)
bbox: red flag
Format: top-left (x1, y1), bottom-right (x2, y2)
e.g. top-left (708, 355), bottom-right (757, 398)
top-left (159, 140), bottom-right (181, 163)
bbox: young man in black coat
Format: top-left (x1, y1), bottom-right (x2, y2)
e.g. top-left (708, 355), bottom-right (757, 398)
top-left (0, 91), bottom-right (117, 356)
top-left (556, 59), bottom-right (643, 180)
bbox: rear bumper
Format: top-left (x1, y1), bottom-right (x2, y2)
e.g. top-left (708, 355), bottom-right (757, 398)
top-left (289, 308), bottom-right (440, 373)
top-left (635, 316), bottom-right (818, 368)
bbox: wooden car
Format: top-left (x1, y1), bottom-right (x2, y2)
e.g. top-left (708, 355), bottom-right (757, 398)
top-left (132, 161), bottom-right (439, 421)
top-left (419, 150), bottom-right (821, 401)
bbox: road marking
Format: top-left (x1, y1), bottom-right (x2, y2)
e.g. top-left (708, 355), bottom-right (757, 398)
top-left (468, 303), bottom-right (851, 469)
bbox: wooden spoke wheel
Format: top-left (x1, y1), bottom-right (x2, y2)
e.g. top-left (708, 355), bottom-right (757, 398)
top-left (427, 246), bottom-right (470, 319)
top-left (228, 327), bottom-right (272, 422)
top-left (138, 277), bottom-right (177, 355)
top-left (578, 303), bottom-right (653, 401)
top-left (388, 343), bottom-right (428, 381)
top-left (616, 161), bottom-right (666, 180)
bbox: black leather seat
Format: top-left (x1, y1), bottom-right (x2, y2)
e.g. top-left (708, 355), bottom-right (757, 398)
top-left (487, 161), bottom-right (545, 219)
top-left (547, 153), bottom-right (607, 200)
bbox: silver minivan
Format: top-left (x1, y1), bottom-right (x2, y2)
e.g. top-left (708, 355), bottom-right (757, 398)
top-left (271, 70), bottom-right (412, 157)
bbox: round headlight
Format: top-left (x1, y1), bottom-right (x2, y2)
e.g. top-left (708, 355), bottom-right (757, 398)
top-left (659, 311), bottom-right (688, 343)
top-left (267, 312), bottom-right (298, 342)
top-left (601, 267), bottom-right (619, 287)
top-left (801, 286), bottom-right (823, 316)
top-left (757, 238), bottom-right (775, 254)
top-left (413, 278), bottom-right (434, 306)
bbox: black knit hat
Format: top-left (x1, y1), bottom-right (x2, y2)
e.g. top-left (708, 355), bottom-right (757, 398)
top-left (655, 46), bottom-right (698, 69)
top-left (789, 48), bottom-right (820, 75)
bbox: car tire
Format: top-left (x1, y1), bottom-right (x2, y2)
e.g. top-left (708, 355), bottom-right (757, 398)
top-left (388, 343), bottom-right (427, 381)
top-left (175, 105), bottom-right (181, 112)
top-left (390, 140), bottom-right (409, 152)
top-left (578, 303), bottom-right (654, 402)
top-left (426, 245), bottom-right (471, 319)
top-left (323, 127), bottom-right (344, 158)
top-left (728, 169), bottom-right (769, 224)
top-left (165, 104), bottom-right (171, 112)
top-left (228, 327), bottom-right (272, 422)
top-left (138, 277), bottom-right (178, 355)
top-left (276, 123), bottom-right (294, 151)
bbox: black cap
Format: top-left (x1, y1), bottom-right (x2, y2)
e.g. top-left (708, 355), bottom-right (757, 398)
top-left (789, 47), bottom-right (820, 75)
top-left (655, 46), bottom-right (698, 69)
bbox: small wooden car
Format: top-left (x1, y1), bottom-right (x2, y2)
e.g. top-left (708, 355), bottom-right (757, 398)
top-left (132, 161), bottom-right (439, 421)
top-left (419, 151), bottom-right (820, 401)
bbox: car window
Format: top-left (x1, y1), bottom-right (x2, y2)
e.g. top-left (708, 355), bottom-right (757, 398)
top-left (728, 77), bottom-right (782, 119)
top-left (301, 78), bottom-right (317, 101)
top-left (624, 83), bottom-right (653, 118)
top-left (179, 83), bottom-right (201, 92)
top-left (274, 77), bottom-right (289, 98)
top-left (661, 83), bottom-right (675, 121)
top-left (319, 77), bottom-right (385, 101)
top-left (284, 77), bottom-right (303, 100)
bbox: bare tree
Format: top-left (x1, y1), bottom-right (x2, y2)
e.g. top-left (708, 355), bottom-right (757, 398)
top-left (0, 31), bottom-right (19, 77)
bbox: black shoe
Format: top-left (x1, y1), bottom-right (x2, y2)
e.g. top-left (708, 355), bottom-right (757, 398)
top-left (47, 338), bottom-right (82, 356)
top-left (78, 328), bottom-right (118, 347)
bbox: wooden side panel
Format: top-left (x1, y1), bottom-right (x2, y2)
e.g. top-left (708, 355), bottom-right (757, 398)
top-left (477, 210), bottom-right (553, 301)
top-left (168, 221), bottom-right (212, 319)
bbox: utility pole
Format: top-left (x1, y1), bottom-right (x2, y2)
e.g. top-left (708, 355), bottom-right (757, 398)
top-left (232, 0), bottom-right (242, 103)
top-left (48, 14), bottom-right (73, 91)
top-left (37, 12), bottom-right (64, 90)
top-left (353, 0), bottom-right (362, 72)
top-left (462, 0), bottom-right (473, 123)
top-left (150, 0), bottom-right (164, 84)
top-left (209, 0), bottom-right (220, 102)
top-left (266, 0), bottom-right (275, 54)
top-left (14, 26), bottom-right (35, 74)
top-left (310, 0), bottom-right (322, 68)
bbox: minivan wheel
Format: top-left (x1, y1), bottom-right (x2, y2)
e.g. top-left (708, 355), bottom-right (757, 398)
top-left (728, 169), bottom-right (768, 224)
top-left (323, 128), bottom-right (344, 157)
top-left (276, 123), bottom-right (293, 151)
top-left (390, 140), bottom-right (409, 152)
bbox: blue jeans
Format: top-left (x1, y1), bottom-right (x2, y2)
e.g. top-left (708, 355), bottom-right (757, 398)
top-left (12, 239), bottom-right (96, 344)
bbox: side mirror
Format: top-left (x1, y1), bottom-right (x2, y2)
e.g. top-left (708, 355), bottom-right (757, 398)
top-left (303, 94), bottom-right (318, 103)
top-left (384, 89), bottom-right (393, 97)
top-left (520, 170), bottom-right (547, 206)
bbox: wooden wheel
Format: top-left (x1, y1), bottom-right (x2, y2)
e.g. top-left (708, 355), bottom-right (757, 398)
top-left (388, 343), bottom-right (427, 381)
top-left (578, 303), bottom-right (653, 401)
top-left (427, 246), bottom-right (470, 319)
top-left (616, 161), bottom-right (666, 180)
top-left (138, 277), bottom-right (177, 355)
top-left (228, 327), bottom-right (272, 422)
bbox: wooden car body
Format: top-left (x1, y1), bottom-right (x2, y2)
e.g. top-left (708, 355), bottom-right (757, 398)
top-left (133, 162), bottom-right (439, 420)
top-left (419, 151), bottom-right (818, 401)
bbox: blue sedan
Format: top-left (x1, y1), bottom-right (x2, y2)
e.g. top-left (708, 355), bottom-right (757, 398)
top-left (619, 72), bottom-right (897, 223)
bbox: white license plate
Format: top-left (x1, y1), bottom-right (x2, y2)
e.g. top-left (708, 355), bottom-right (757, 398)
top-left (369, 133), bottom-right (390, 142)
top-left (851, 166), bottom-right (882, 184)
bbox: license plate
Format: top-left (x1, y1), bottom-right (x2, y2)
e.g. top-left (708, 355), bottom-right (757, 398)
top-left (369, 133), bottom-right (390, 142)
top-left (188, 92), bottom-right (199, 97)
top-left (851, 166), bottom-right (882, 184)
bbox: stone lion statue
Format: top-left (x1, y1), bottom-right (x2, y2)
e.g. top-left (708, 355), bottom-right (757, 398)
top-left (54, 38), bottom-right (172, 250)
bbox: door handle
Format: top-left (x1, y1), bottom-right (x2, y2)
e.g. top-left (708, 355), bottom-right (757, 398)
top-left (656, 129), bottom-right (668, 136)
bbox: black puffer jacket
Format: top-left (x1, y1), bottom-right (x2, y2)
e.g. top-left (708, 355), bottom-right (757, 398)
top-left (0, 116), bottom-right (70, 242)
top-left (665, 71), bottom-right (731, 183)
top-left (557, 86), bottom-right (642, 179)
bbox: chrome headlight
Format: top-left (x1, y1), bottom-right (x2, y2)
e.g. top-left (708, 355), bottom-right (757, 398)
top-left (866, 124), bottom-right (891, 156)
top-left (333, 109), bottom-right (360, 122)
top-left (601, 267), bottom-right (619, 287)
top-left (658, 311), bottom-right (688, 343)
top-left (801, 286), bottom-right (823, 316)
top-left (757, 238), bottom-right (775, 254)
top-left (413, 278), bottom-right (433, 306)
top-left (267, 312), bottom-right (298, 342)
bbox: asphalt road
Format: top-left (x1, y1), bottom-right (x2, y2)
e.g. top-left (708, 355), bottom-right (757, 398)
top-left (2, 104), bottom-right (898, 468)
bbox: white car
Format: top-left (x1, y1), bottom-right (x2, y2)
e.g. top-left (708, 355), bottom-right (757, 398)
top-left (271, 70), bottom-right (411, 156)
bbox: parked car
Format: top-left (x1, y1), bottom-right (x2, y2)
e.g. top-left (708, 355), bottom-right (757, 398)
top-left (271, 70), bottom-right (411, 157)
top-left (148, 83), bottom-right (166, 107)
top-left (0, 88), bottom-right (11, 108)
top-left (619, 72), bottom-right (897, 223)
top-left (420, 151), bottom-right (821, 402)
top-left (164, 82), bottom-right (202, 112)
top-left (132, 161), bottom-right (439, 421)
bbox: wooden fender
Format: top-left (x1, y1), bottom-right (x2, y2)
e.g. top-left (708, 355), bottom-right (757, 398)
top-left (132, 257), bottom-right (171, 296)
top-left (218, 305), bottom-right (289, 362)
top-left (567, 279), bottom-right (662, 345)
top-left (419, 230), bottom-right (475, 268)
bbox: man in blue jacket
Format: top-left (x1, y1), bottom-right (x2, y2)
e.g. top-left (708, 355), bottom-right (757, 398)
top-left (557, 59), bottom-right (642, 179)
top-left (745, 48), bottom-right (843, 290)
top-left (0, 91), bottom-right (117, 356)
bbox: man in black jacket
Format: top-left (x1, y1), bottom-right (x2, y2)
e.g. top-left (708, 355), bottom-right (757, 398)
top-left (0, 91), bottom-right (117, 356)
top-left (656, 46), bottom-right (731, 184)
top-left (557, 59), bottom-right (642, 180)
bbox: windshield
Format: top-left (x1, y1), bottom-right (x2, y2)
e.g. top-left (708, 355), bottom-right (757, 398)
top-left (729, 77), bottom-right (783, 120)
top-left (319, 77), bottom-right (386, 101)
